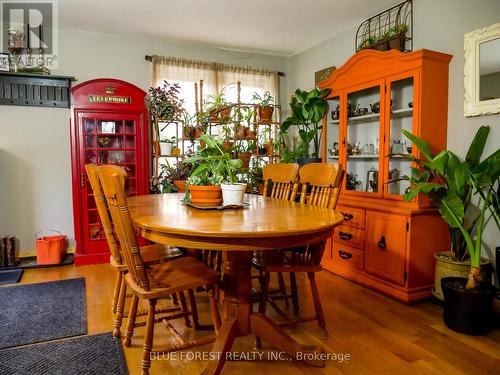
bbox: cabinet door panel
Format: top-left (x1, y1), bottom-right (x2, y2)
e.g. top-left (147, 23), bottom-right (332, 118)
top-left (365, 212), bottom-right (407, 285)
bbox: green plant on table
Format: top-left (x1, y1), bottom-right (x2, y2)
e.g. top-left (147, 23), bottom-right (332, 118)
top-left (182, 134), bottom-right (242, 186)
top-left (392, 126), bottom-right (499, 289)
top-left (281, 87), bottom-right (331, 159)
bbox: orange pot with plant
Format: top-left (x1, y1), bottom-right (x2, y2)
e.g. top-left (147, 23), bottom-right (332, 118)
top-left (252, 91), bottom-right (275, 123)
top-left (188, 185), bottom-right (222, 206)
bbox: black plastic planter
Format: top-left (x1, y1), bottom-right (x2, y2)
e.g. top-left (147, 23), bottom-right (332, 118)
top-left (441, 277), bottom-right (496, 335)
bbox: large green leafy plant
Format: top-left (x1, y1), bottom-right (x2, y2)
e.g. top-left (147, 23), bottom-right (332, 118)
top-left (182, 134), bottom-right (242, 186)
top-left (395, 126), bottom-right (499, 289)
top-left (281, 88), bottom-right (331, 159)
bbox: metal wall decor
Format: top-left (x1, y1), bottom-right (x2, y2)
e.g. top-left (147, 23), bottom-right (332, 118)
top-left (355, 0), bottom-right (413, 53)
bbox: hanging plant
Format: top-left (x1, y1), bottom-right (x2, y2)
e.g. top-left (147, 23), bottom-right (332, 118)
top-left (147, 80), bottom-right (185, 122)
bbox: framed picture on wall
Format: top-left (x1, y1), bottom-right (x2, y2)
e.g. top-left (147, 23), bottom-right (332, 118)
top-left (0, 53), bottom-right (10, 72)
top-left (315, 65), bottom-right (336, 87)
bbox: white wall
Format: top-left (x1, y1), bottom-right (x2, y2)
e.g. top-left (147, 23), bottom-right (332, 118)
top-left (0, 29), bottom-right (288, 256)
top-left (287, 0), bottom-right (500, 260)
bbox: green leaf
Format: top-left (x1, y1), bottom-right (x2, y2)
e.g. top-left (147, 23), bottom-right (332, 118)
top-left (438, 192), bottom-right (465, 228)
top-left (465, 125), bottom-right (490, 167)
top-left (402, 129), bottom-right (433, 160)
top-left (428, 150), bottom-right (449, 175)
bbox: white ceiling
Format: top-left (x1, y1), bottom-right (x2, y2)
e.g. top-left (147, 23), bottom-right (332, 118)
top-left (59, 0), bottom-right (398, 56)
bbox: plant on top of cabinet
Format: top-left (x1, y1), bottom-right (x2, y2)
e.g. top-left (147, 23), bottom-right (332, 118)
top-left (281, 87), bottom-right (331, 164)
top-left (393, 126), bottom-right (499, 335)
top-left (252, 91), bottom-right (277, 123)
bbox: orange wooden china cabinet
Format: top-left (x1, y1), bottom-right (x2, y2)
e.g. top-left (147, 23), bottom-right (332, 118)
top-left (70, 79), bottom-right (150, 266)
top-left (319, 49), bottom-right (452, 303)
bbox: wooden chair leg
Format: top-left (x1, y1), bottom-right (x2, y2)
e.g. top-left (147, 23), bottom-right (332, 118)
top-left (113, 274), bottom-right (127, 338)
top-left (112, 271), bottom-right (122, 314)
top-left (178, 291), bottom-right (192, 328)
top-left (171, 293), bottom-right (178, 305)
top-left (277, 272), bottom-right (289, 307)
top-left (123, 294), bottom-right (139, 347)
top-left (290, 272), bottom-right (299, 315)
top-left (141, 299), bottom-right (157, 375)
top-left (308, 272), bottom-right (328, 338)
top-left (207, 285), bottom-right (221, 333)
top-left (187, 289), bottom-right (201, 330)
top-left (254, 272), bottom-right (270, 349)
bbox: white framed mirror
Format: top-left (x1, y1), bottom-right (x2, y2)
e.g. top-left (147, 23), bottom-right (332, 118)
top-left (464, 22), bottom-right (500, 117)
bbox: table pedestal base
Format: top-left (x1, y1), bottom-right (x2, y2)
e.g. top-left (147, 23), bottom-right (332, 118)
top-left (202, 251), bottom-right (325, 375)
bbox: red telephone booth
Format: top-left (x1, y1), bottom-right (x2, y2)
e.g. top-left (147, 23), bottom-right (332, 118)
top-left (70, 78), bottom-right (150, 265)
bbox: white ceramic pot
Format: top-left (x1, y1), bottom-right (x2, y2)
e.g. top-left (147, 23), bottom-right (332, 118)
top-left (160, 142), bottom-right (173, 156)
top-left (221, 183), bottom-right (246, 206)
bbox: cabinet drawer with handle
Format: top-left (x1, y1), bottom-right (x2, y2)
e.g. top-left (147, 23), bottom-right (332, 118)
top-left (333, 225), bottom-right (365, 249)
top-left (332, 243), bottom-right (364, 271)
top-left (336, 206), bottom-right (365, 229)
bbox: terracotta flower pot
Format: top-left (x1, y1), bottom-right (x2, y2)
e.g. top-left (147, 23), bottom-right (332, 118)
top-left (263, 143), bottom-right (273, 156)
top-left (238, 152), bottom-right (252, 169)
top-left (188, 185), bottom-right (222, 207)
top-left (258, 106), bottom-right (274, 123)
top-left (236, 125), bottom-right (247, 139)
top-left (223, 141), bottom-right (234, 151)
top-left (174, 180), bottom-right (186, 193)
top-left (388, 35), bottom-right (406, 50)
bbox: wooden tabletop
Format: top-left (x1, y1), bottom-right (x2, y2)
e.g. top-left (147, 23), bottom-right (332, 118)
top-left (128, 193), bottom-right (344, 251)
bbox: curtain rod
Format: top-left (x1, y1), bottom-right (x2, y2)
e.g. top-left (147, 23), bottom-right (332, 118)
top-left (144, 55), bottom-right (285, 77)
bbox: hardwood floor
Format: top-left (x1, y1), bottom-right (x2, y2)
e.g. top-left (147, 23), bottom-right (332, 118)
top-left (13, 264), bottom-right (500, 374)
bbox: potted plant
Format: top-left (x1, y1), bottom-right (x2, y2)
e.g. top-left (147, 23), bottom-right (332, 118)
top-left (205, 86), bottom-right (232, 123)
top-left (158, 160), bottom-right (191, 192)
top-left (394, 126), bottom-right (499, 335)
top-left (252, 91), bottom-right (276, 123)
top-left (281, 87), bottom-right (331, 165)
top-left (259, 126), bottom-right (273, 156)
top-left (236, 141), bottom-right (254, 170)
top-left (358, 36), bottom-right (376, 50)
top-left (182, 112), bottom-right (204, 142)
top-left (248, 157), bottom-right (264, 194)
top-left (388, 24), bottom-right (408, 50)
top-left (182, 134), bottom-right (243, 206)
top-left (159, 136), bottom-right (176, 156)
top-left (221, 124), bottom-right (234, 151)
top-left (147, 81), bottom-right (184, 153)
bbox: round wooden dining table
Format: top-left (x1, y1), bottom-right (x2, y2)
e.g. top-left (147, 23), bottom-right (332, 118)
top-left (127, 192), bottom-right (344, 374)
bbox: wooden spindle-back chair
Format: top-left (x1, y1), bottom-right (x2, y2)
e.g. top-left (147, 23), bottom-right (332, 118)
top-left (254, 163), bottom-right (343, 342)
top-left (252, 163), bottom-right (300, 309)
top-left (262, 162), bottom-right (300, 200)
top-left (85, 164), bottom-right (188, 337)
top-left (98, 165), bottom-right (221, 375)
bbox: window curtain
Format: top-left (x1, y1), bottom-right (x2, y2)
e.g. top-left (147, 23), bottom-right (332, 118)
top-left (150, 56), bottom-right (280, 119)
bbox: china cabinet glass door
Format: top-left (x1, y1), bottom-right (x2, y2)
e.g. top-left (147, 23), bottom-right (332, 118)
top-left (326, 96), bottom-right (340, 163)
top-left (385, 76), bottom-right (415, 199)
top-left (344, 84), bottom-right (383, 195)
